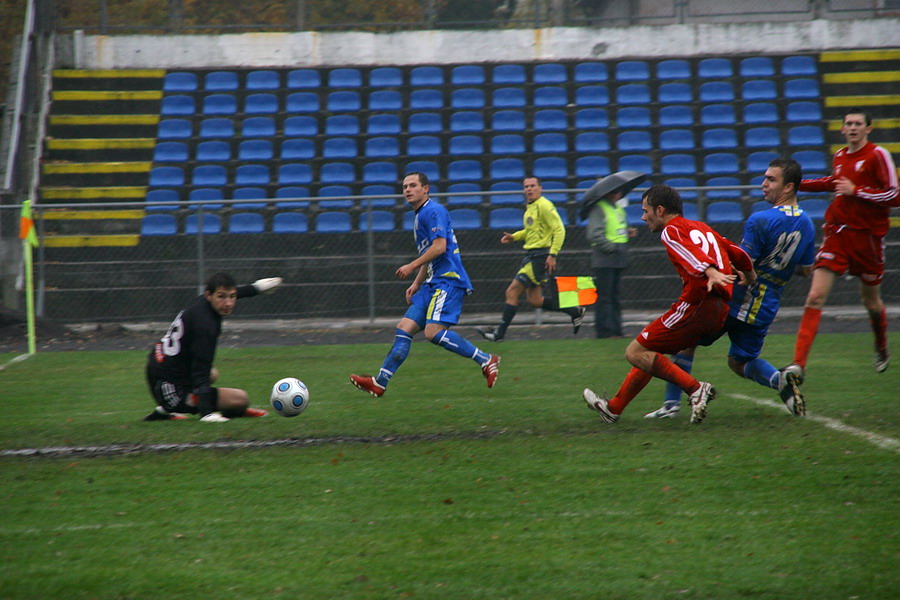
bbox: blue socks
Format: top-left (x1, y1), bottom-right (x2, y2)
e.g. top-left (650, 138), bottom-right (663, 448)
top-left (664, 352), bottom-right (694, 406)
top-left (432, 329), bottom-right (491, 366)
top-left (376, 329), bottom-right (413, 387)
top-left (742, 357), bottom-right (780, 389)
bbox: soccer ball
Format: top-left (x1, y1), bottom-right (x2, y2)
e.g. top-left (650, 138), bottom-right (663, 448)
top-left (269, 377), bottom-right (309, 417)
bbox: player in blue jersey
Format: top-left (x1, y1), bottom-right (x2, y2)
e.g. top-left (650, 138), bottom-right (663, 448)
top-left (645, 158), bottom-right (816, 418)
top-left (350, 172), bottom-right (500, 397)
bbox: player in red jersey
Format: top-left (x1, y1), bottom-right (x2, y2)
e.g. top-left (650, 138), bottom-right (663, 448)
top-left (792, 108), bottom-right (899, 375)
top-left (583, 184), bottom-right (754, 424)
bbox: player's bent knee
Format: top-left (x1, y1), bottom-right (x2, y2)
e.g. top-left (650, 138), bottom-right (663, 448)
top-left (218, 387), bottom-right (249, 410)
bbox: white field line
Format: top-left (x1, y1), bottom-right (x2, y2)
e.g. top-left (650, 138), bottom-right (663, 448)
top-left (729, 393), bottom-right (900, 453)
top-left (0, 352), bottom-right (33, 371)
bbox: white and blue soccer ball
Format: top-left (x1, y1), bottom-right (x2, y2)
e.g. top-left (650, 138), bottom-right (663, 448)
top-left (269, 377), bottom-right (309, 417)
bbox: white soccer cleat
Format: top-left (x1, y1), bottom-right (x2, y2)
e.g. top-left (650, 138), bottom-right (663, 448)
top-left (689, 382), bottom-right (716, 424)
top-left (644, 403), bottom-right (681, 419)
top-left (782, 363), bottom-right (805, 385)
top-left (778, 369), bottom-right (805, 416)
top-left (253, 277), bottom-right (283, 294)
top-left (583, 388), bottom-right (619, 423)
top-left (874, 348), bottom-right (890, 373)
top-left (199, 412), bottom-right (229, 423)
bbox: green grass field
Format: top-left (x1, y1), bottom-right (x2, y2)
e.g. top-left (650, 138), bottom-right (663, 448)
top-left (1, 333), bottom-right (897, 599)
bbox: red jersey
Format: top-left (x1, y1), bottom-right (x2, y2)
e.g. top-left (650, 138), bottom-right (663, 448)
top-left (659, 216), bottom-right (753, 327)
top-left (799, 142), bottom-right (899, 236)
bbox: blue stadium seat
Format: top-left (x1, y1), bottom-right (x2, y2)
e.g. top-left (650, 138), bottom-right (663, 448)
top-left (451, 88), bottom-right (485, 109)
top-left (617, 107), bottom-right (651, 128)
top-left (368, 90), bottom-right (402, 111)
top-left (682, 202), bottom-right (699, 219)
top-left (281, 138), bottom-right (315, 160)
top-left (192, 165), bottom-right (226, 187)
top-left (246, 70), bottom-right (279, 90)
top-left (492, 86), bottom-right (526, 108)
top-left (325, 115), bottom-right (360, 136)
top-left (751, 200), bottom-right (771, 213)
top-left (489, 207), bottom-right (524, 229)
top-left (237, 139), bottom-right (273, 161)
top-left (185, 213), bottom-right (222, 235)
top-left (449, 208), bottom-right (481, 230)
top-left (697, 58), bottom-right (733, 79)
top-left (141, 213), bottom-right (178, 236)
top-left (700, 104), bottom-right (736, 126)
top-left (157, 118), bottom-right (192, 139)
top-left (365, 137), bottom-right (400, 158)
top-left (616, 84), bottom-right (650, 104)
top-left (574, 61), bottom-right (608, 83)
top-left (615, 60), bottom-right (649, 81)
top-left (327, 91), bottom-right (361, 112)
top-left (231, 187), bottom-right (268, 210)
top-left (202, 93), bottom-right (237, 115)
top-left (359, 210), bottom-right (396, 232)
top-left (617, 131), bottom-right (652, 152)
top-left (410, 66), bottom-right (443, 86)
top-left (323, 137), bottom-right (358, 159)
top-left (664, 177), bottom-right (698, 200)
top-left (784, 78), bottom-right (820, 99)
top-left (367, 113), bottom-right (401, 135)
top-left (489, 181), bottom-right (522, 205)
top-left (782, 56), bottom-right (817, 76)
top-left (618, 154), bottom-right (652, 173)
top-left (799, 198), bottom-right (828, 220)
top-left (625, 203), bottom-right (644, 226)
top-left (363, 161), bottom-right (397, 184)
top-left (490, 158), bottom-right (525, 181)
top-left (450, 111), bottom-right (485, 133)
top-left (317, 185), bottom-right (354, 209)
top-left (361, 185), bottom-right (399, 208)
top-left (534, 132), bottom-right (569, 153)
top-left (452, 64), bottom-right (485, 85)
top-left (574, 85), bottom-right (609, 106)
top-left (749, 174), bottom-right (766, 197)
top-left (228, 212), bottom-right (265, 234)
top-left (659, 129), bottom-right (694, 151)
top-left (198, 118), bottom-right (233, 139)
top-left (786, 101), bottom-right (823, 123)
top-left (284, 116), bottom-right (319, 137)
top-left (706, 201), bottom-right (743, 223)
top-left (402, 212), bottom-right (416, 232)
top-left (658, 83), bottom-right (692, 104)
top-left (492, 64), bottom-right (526, 84)
top-left (533, 63), bottom-right (567, 84)
top-left (145, 188), bottom-right (180, 211)
top-left (195, 140), bottom-right (230, 162)
top-left (153, 142), bottom-right (188, 163)
top-left (447, 160), bottom-right (482, 182)
top-left (533, 157), bottom-right (567, 180)
top-left (242, 116), bottom-right (275, 138)
top-left (449, 135), bottom-right (483, 156)
top-left (406, 160), bottom-right (440, 181)
top-left (533, 109), bottom-right (567, 131)
top-left (574, 132), bottom-right (608, 153)
top-left (660, 154), bottom-right (696, 176)
top-left (328, 68), bottom-right (362, 88)
top-left (792, 150), bottom-right (828, 173)
top-left (410, 89), bottom-right (444, 110)
top-left (743, 102), bottom-right (778, 124)
top-left (658, 105), bottom-right (692, 127)
top-left (407, 135), bottom-right (441, 156)
top-left (285, 92), bottom-right (319, 113)
top-left (272, 212), bottom-right (309, 234)
top-left (149, 167), bottom-right (184, 187)
top-left (739, 56), bottom-right (775, 77)
top-left (204, 71), bottom-right (238, 91)
top-left (369, 66), bottom-right (402, 87)
top-left (534, 86), bottom-right (568, 107)
top-left (741, 79), bottom-right (777, 101)
top-left (704, 153), bottom-right (740, 175)
top-left (699, 81), bottom-right (734, 102)
top-left (278, 163), bottom-right (313, 185)
top-left (575, 156), bottom-right (611, 179)
top-left (408, 113), bottom-right (442, 135)
top-left (274, 186), bottom-right (310, 208)
top-left (656, 59), bottom-right (691, 80)
top-left (235, 164), bottom-right (270, 186)
top-left (745, 126), bottom-right (780, 148)
top-left (320, 162), bottom-right (355, 184)
top-left (161, 95), bottom-right (195, 116)
top-left (540, 180), bottom-right (568, 204)
top-left (491, 134), bottom-right (525, 155)
top-left (575, 108), bottom-right (609, 129)
top-left (286, 69), bottom-right (320, 89)
top-left (701, 128), bottom-right (738, 150)
top-left (747, 151), bottom-right (778, 172)
top-left (163, 72), bottom-right (198, 92)
top-left (492, 110), bottom-right (525, 132)
top-left (705, 176), bottom-right (742, 199)
top-left (788, 125), bottom-right (825, 146)
top-left (446, 182), bottom-right (482, 206)
top-left (315, 211), bottom-right (353, 233)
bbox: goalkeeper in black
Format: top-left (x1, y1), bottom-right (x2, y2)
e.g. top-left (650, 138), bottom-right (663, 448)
top-left (144, 272), bottom-right (282, 422)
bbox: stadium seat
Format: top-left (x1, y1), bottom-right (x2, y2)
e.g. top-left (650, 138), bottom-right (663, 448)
top-left (359, 210), bottom-right (396, 232)
top-left (658, 83), bottom-right (692, 104)
top-left (697, 58), bottom-right (733, 79)
top-left (451, 88), bottom-right (485, 109)
top-left (616, 84), bottom-right (650, 105)
top-left (788, 125), bottom-right (825, 146)
top-left (153, 141), bottom-right (188, 163)
top-left (449, 135), bottom-right (483, 156)
top-left (198, 118), bottom-right (234, 139)
top-left (272, 212), bottom-right (309, 234)
top-left (540, 180), bottom-right (568, 204)
top-left (535, 132), bottom-right (569, 153)
top-left (704, 153), bottom-right (740, 175)
top-left (242, 116), bottom-right (275, 138)
top-left (320, 162), bottom-right (355, 184)
top-left (286, 69), bottom-right (320, 89)
top-left (624, 203), bottom-right (644, 226)
top-left (447, 160), bottom-right (482, 182)
top-left (743, 102), bottom-right (778, 124)
top-left (574, 61), bottom-right (608, 83)
top-left (186, 188), bottom-right (223, 210)
top-left (699, 81), bottom-right (734, 102)
top-left (618, 154), bottom-right (652, 173)
top-left (784, 78), bottom-right (820, 99)
top-left (327, 91), bottom-right (361, 112)
top-left (739, 56), bottom-right (775, 77)
top-left (145, 188), bottom-right (180, 211)
top-left (408, 112), bottom-right (442, 134)
top-left (488, 181), bottom-right (522, 206)
top-left (489, 207), bottom-right (524, 229)
top-left (238, 139), bottom-right (273, 161)
top-left (407, 135), bottom-right (441, 156)
top-left (368, 90), bottom-right (402, 111)
top-left (574, 85), bottom-right (609, 106)
top-left (491, 86), bottom-right (526, 108)
top-left (228, 212), bottom-right (265, 234)
top-left (364, 137), bottom-right (400, 158)
top-left (363, 161), bottom-right (397, 184)
top-left (328, 68), bottom-right (362, 88)
top-left (325, 115), bottom-right (360, 136)
top-left (682, 202), bottom-right (698, 219)
top-left (532, 157), bottom-right (567, 180)
top-left (195, 140), bottom-right (230, 162)
top-left (782, 55), bottom-right (817, 76)
top-left (161, 94), bottom-right (195, 116)
top-left (274, 186), bottom-right (311, 208)
top-left (701, 128), bottom-right (738, 149)
top-left (231, 187), bottom-right (268, 210)
top-left (792, 150), bottom-right (828, 172)
top-left (706, 201), bottom-right (743, 223)
top-left (533, 63), bottom-right (567, 84)
top-left (157, 118), bottom-right (192, 139)
top-left (751, 200), bottom-right (771, 213)
top-left (408, 89), bottom-right (443, 110)
top-left (446, 182), bottom-right (482, 207)
top-left (490, 158), bottom-right (525, 181)
top-left (615, 60), bottom-right (649, 81)
top-left (281, 138), bottom-right (315, 160)
top-left (659, 129), bottom-right (694, 151)
top-left (192, 165), bottom-right (226, 187)
top-left (658, 105), bottom-right (692, 127)
top-left (141, 213), bottom-right (178, 236)
top-left (204, 71), bottom-right (238, 91)
top-left (450, 111), bottom-right (485, 133)
top-left (185, 213), bottom-right (222, 235)
top-left (660, 154), bottom-right (696, 176)
top-left (492, 64), bottom-right (526, 85)
top-left (163, 72), bottom-right (198, 92)
top-left (246, 69), bottom-right (279, 90)
top-left (656, 59), bottom-right (690, 80)
top-left (491, 134), bottom-right (525, 155)
top-left (575, 156), bottom-right (611, 179)
top-left (742, 79), bottom-right (777, 101)
top-left (664, 177), bottom-right (698, 200)
top-left (285, 92), bottom-right (319, 113)
top-left (410, 66), bottom-right (444, 87)
top-left (799, 198), bottom-right (828, 220)
top-left (284, 116), bottom-right (319, 137)
top-left (323, 137), bottom-right (358, 159)
top-left (492, 110), bottom-right (525, 132)
top-left (786, 101), bottom-right (823, 123)
top-left (317, 185), bottom-right (354, 209)
top-left (617, 130), bottom-right (652, 152)
top-left (202, 93), bottom-right (237, 115)
top-left (402, 212), bottom-right (416, 232)
top-left (575, 108), bottom-right (609, 129)
top-left (745, 127), bottom-right (780, 148)
top-left (315, 211), bottom-right (353, 233)
top-left (747, 151), bottom-right (778, 172)
top-left (451, 64), bottom-right (485, 85)
top-left (705, 176), bottom-right (742, 199)
top-left (533, 109), bottom-right (567, 131)
top-left (361, 185), bottom-right (398, 208)
top-left (748, 174), bottom-right (766, 197)
top-left (700, 104), bottom-right (736, 126)
top-left (242, 92), bottom-right (277, 115)
top-left (533, 86), bottom-right (567, 107)
top-left (369, 66), bottom-right (402, 87)
top-left (574, 132), bottom-right (608, 153)
top-left (235, 164), bottom-right (270, 186)
top-left (617, 107), bottom-right (651, 128)
top-left (278, 163), bottom-right (313, 185)
top-left (367, 114), bottom-right (401, 135)
top-left (448, 208), bottom-right (481, 230)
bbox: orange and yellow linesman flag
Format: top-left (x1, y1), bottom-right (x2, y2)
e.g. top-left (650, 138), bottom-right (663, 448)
top-left (556, 276), bottom-right (597, 309)
top-left (19, 199), bottom-right (38, 247)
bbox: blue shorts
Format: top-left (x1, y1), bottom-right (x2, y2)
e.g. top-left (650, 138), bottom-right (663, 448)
top-left (404, 282), bottom-right (467, 327)
top-left (698, 315), bottom-right (767, 363)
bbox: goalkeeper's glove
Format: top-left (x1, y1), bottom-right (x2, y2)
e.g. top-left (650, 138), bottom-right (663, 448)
top-left (252, 277), bottom-right (283, 294)
top-left (199, 412), bottom-right (229, 423)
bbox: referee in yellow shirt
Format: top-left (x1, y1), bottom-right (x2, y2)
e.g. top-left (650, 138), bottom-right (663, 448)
top-left (478, 176), bottom-right (586, 342)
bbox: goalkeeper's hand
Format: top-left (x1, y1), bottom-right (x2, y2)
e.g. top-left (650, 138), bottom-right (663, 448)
top-left (252, 277), bottom-right (283, 294)
top-left (200, 412), bottom-right (229, 423)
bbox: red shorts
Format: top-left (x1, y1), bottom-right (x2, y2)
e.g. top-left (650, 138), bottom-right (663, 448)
top-left (815, 223), bottom-right (885, 286)
top-left (636, 295), bottom-right (728, 354)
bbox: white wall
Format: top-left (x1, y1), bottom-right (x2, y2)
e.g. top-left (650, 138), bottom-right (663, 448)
top-left (66, 18), bottom-right (900, 69)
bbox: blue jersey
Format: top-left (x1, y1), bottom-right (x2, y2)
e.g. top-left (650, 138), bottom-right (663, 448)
top-left (413, 199), bottom-right (473, 291)
top-left (730, 205), bottom-right (816, 327)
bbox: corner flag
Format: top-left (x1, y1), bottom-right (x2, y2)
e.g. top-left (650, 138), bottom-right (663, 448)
top-left (556, 276), bottom-right (597, 309)
top-left (19, 200), bottom-right (38, 247)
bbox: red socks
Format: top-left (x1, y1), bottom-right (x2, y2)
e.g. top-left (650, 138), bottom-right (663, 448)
top-left (870, 306), bottom-right (888, 352)
top-left (609, 354), bottom-right (699, 414)
top-left (794, 307), bottom-right (822, 368)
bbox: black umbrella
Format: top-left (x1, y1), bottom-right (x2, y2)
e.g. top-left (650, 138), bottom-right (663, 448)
top-left (578, 170), bottom-right (649, 221)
